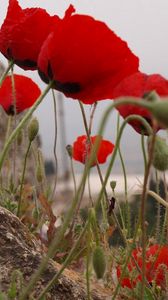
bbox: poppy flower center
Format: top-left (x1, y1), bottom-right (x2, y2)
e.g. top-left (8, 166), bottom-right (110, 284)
top-left (38, 63), bottom-right (81, 94)
top-left (7, 48), bottom-right (37, 69)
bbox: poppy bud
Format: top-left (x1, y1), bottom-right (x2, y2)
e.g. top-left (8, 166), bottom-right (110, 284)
top-left (36, 150), bottom-right (45, 183)
top-left (150, 99), bottom-right (168, 128)
top-left (36, 164), bottom-right (43, 183)
top-left (28, 118), bottom-right (39, 142)
top-left (110, 181), bottom-right (117, 191)
top-left (66, 145), bottom-right (73, 158)
top-left (148, 135), bottom-right (168, 171)
top-left (89, 208), bottom-right (99, 244)
top-left (92, 246), bottom-right (106, 279)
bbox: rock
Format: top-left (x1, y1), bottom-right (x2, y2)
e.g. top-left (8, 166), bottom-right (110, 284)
top-left (0, 206), bottom-right (111, 299)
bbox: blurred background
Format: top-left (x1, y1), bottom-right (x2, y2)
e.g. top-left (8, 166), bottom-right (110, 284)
top-left (0, 0), bottom-right (168, 194)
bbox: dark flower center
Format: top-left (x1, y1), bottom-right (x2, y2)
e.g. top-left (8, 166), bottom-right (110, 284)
top-left (38, 65), bottom-right (81, 94)
top-left (7, 105), bottom-right (15, 116)
top-left (6, 48), bottom-right (37, 69)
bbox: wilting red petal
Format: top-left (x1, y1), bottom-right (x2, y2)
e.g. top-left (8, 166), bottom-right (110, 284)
top-left (72, 135), bottom-right (114, 166)
top-left (38, 6), bottom-right (139, 104)
top-left (0, 0), bottom-right (60, 70)
top-left (117, 245), bottom-right (168, 289)
top-left (113, 72), bottom-right (168, 134)
top-left (0, 74), bottom-right (41, 114)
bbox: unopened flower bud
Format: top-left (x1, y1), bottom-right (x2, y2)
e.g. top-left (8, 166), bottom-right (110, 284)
top-left (148, 135), bottom-right (168, 171)
top-left (36, 164), bottom-right (43, 183)
top-left (92, 246), bottom-right (106, 279)
top-left (28, 118), bottom-right (39, 142)
top-left (66, 145), bottom-right (73, 158)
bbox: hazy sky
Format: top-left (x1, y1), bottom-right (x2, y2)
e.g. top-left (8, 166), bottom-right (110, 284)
top-left (0, 0), bottom-right (168, 174)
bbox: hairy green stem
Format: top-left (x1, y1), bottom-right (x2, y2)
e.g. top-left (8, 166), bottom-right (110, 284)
top-left (51, 89), bottom-right (58, 200)
top-left (141, 134), bottom-right (147, 170)
top-left (17, 141), bottom-right (32, 217)
top-left (0, 60), bottom-right (14, 87)
top-left (117, 113), bottom-right (130, 237)
top-left (140, 132), bottom-right (156, 299)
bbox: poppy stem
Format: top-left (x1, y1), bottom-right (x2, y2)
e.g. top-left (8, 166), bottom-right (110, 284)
top-left (17, 140), bottom-right (32, 217)
top-left (0, 81), bottom-right (54, 172)
top-left (0, 60), bottom-right (14, 87)
top-left (116, 113), bottom-right (130, 237)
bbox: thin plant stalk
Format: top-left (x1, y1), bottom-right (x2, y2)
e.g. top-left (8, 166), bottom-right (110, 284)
top-left (163, 172), bottom-right (168, 243)
top-left (70, 157), bottom-right (77, 195)
top-left (141, 133), bottom-right (147, 170)
top-left (140, 132), bottom-right (156, 299)
top-left (51, 89), bottom-right (58, 200)
top-left (17, 141), bottom-right (32, 217)
top-left (155, 170), bottom-right (161, 241)
top-left (0, 60), bottom-right (14, 87)
top-left (37, 220), bottom-right (89, 300)
top-left (86, 225), bottom-right (91, 300)
top-left (11, 66), bottom-right (17, 185)
top-left (116, 113), bottom-right (130, 237)
top-left (88, 102), bottom-right (97, 135)
top-left (88, 172), bottom-right (94, 206)
top-left (0, 81), bottom-right (54, 172)
top-left (5, 115), bottom-right (12, 142)
top-left (147, 190), bottom-right (168, 208)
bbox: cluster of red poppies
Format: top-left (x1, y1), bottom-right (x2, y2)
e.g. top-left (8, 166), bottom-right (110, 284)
top-left (117, 245), bottom-right (168, 290)
top-left (1, 0), bottom-right (168, 289)
top-left (0, 0), bottom-right (167, 165)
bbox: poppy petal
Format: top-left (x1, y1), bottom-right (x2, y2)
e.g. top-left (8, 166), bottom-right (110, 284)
top-left (38, 8), bottom-right (139, 104)
top-left (113, 72), bottom-right (168, 134)
top-left (0, 0), bottom-right (60, 70)
top-left (0, 74), bottom-right (41, 114)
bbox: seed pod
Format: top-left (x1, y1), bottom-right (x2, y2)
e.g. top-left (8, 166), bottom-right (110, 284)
top-left (148, 135), bottom-right (168, 171)
top-left (92, 246), bottom-right (106, 279)
top-left (28, 118), bottom-right (39, 142)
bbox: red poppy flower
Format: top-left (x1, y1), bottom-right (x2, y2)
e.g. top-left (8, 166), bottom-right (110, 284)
top-left (72, 135), bottom-right (114, 166)
top-left (38, 5), bottom-right (139, 104)
top-left (117, 245), bottom-right (168, 289)
top-left (0, 74), bottom-right (41, 114)
top-left (113, 72), bottom-right (168, 134)
top-left (0, 0), bottom-right (60, 70)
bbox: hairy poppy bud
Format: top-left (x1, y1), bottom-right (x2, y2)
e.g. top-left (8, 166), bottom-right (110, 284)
top-left (66, 145), bottom-right (73, 158)
top-left (148, 135), bottom-right (168, 171)
top-left (92, 246), bottom-right (106, 279)
top-left (36, 164), bottom-right (43, 183)
top-left (36, 150), bottom-right (45, 183)
top-left (150, 99), bottom-right (168, 128)
top-left (28, 118), bottom-right (39, 142)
